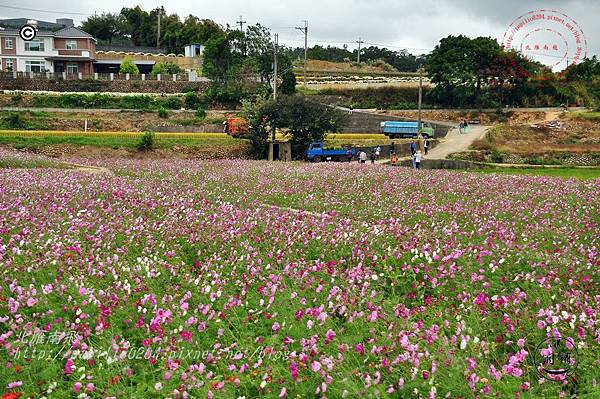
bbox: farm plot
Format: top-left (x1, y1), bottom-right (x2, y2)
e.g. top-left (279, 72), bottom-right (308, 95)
top-left (0, 159), bottom-right (598, 398)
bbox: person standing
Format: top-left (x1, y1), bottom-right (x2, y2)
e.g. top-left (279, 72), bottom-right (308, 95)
top-left (359, 150), bottom-right (367, 164)
top-left (424, 138), bottom-right (429, 155)
top-left (413, 150), bottom-right (423, 170)
top-left (463, 120), bottom-right (469, 133)
top-left (410, 140), bottom-right (417, 168)
top-left (458, 121), bottom-right (464, 134)
top-left (370, 150), bottom-right (376, 164)
top-left (375, 145), bottom-right (381, 160)
top-left (346, 147), bottom-right (354, 163)
top-left (391, 152), bottom-right (398, 166)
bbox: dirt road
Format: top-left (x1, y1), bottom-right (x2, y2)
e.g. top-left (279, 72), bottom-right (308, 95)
top-left (426, 125), bottom-right (489, 160)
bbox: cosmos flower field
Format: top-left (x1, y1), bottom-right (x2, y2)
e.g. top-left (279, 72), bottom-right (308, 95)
top-left (0, 158), bottom-right (598, 399)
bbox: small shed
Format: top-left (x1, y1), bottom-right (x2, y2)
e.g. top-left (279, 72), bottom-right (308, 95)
top-left (268, 141), bottom-right (292, 162)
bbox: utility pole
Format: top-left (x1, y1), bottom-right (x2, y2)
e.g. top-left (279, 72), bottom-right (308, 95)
top-left (356, 38), bottom-right (364, 63)
top-left (237, 16), bottom-right (246, 31)
top-left (296, 20), bottom-right (308, 88)
top-left (157, 9), bottom-right (161, 49)
top-left (273, 33), bottom-right (278, 101)
top-left (417, 68), bottom-right (423, 132)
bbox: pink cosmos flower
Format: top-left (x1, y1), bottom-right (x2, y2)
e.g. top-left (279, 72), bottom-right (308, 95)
top-left (290, 362), bottom-right (299, 381)
top-left (64, 358), bottom-right (74, 375)
top-left (272, 322), bottom-right (281, 332)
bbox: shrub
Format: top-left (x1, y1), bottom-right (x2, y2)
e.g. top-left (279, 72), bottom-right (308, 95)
top-left (11, 93), bottom-right (23, 105)
top-left (151, 61), bottom-right (182, 76)
top-left (4, 112), bottom-right (26, 129)
top-left (120, 57), bottom-right (140, 74)
top-left (137, 131), bottom-right (155, 151)
top-left (159, 96), bottom-right (182, 110)
top-left (158, 108), bottom-right (169, 118)
top-left (490, 149), bottom-right (504, 163)
top-left (184, 91), bottom-right (202, 110)
top-left (195, 107), bottom-right (207, 119)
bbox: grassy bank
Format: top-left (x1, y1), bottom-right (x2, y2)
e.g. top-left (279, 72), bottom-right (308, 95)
top-left (0, 157), bottom-right (71, 169)
top-left (475, 167), bottom-right (600, 180)
top-left (0, 132), bottom-right (243, 150)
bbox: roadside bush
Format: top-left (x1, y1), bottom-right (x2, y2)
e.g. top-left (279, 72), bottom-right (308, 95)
top-left (195, 107), bottom-right (207, 119)
top-left (137, 131), bottom-right (155, 151)
top-left (184, 91), bottom-right (202, 110)
top-left (28, 93), bottom-right (183, 111)
top-left (159, 96), bottom-right (182, 110)
top-left (4, 112), bottom-right (26, 129)
top-left (120, 57), bottom-right (140, 74)
top-left (151, 61), bottom-right (182, 76)
top-left (490, 149), bottom-right (504, 163)
top-left (158, 108), bottom-right (169, 118)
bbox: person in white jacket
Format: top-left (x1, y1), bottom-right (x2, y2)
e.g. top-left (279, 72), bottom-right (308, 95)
top-left (413, 150), bottom-right (423, 170)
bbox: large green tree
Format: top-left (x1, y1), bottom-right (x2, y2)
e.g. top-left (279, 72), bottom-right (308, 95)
top-left (243, 95), bottom-right (346, 157)
top-left (81, 13), bottom-right (128, 43)
top-left (425, 35), bottom-right (541, 107)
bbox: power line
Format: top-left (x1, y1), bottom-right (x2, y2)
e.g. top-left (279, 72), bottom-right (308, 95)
top-left (0, 4), bottom-right (93, 16)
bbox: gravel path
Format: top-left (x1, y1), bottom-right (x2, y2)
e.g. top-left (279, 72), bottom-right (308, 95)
top-left (426, 125), bottom-right (489, 160)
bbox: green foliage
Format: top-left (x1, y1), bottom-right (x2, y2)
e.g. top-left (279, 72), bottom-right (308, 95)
top-left (184, 91), bottom-right (203, 110)
top-left (158, 108), bottom-right (169, 118)
top-left (29, 93), bottom-right (182, 110)
top-left (490, 149), bottom-right (504, 163)
top-left (425, 35), bottom-right (542, 107)
top-left (205, 82), bottom-right (267, 106)
top-left (151, 61), bottom-right (182, 76)
top-left (195, 107), bottom-right (207, 119)
top-left (87, 6), bottom-right (225, 53)
top-left (241, 96), bottom-right (274, 158)
top-left (4, 112), bottom-right (25, 129)
top-left (136, 131), bottom-right (155, 151)
top-left (119, 57), bottom-right (140, 74)
top-left (243, 94), bottom-right (346, 157)
top-left (563, 56), bottom-right (600, 81)
top-left (202, 33), bottom-right (241, 81)
top-left (80, 12), bottom-right (129, 44)
top-left (278, 95), bottom-right (346, 143)
top-left (10, 93), bottom-right (22, 105)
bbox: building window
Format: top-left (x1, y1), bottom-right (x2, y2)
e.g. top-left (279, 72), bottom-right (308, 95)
top-left (67, 63), bottom-right (78, 74)
top-left (5, 38), bottom-right (13, 50)
top-left (24, 39), bottom-right (45, 52)
top-left (66, 40), bottom-right (77, 50)
top-left (6, 59), bottom-right (14, 71)
top-left (25, 60), bottom-right (45, 73)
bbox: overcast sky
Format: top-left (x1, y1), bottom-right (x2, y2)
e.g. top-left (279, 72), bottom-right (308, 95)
top-left (1, 0), bottom-right (597, 67)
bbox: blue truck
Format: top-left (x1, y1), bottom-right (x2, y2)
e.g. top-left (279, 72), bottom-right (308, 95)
top-left (380, 121), bottom-right (435, 139)
top-left (306, 142), bottom-right (355, 162)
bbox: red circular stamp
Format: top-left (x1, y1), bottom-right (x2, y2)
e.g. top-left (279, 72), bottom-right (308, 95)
top-left (502, 10), bottom-right (587, 71)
